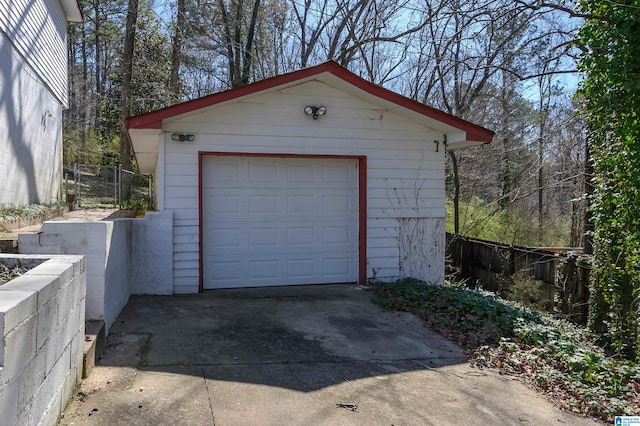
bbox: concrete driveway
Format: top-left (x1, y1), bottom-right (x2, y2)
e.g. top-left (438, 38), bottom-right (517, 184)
top-left (58, 285), bottom-right (598, 425)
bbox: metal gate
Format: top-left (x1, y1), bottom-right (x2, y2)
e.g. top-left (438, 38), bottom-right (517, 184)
top-left (67, 164), bottom-right (153, 209)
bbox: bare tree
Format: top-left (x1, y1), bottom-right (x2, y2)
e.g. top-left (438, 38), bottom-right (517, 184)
top-left (170, 0), bottom-right (186, 98)
top-left (119, 0), bottom-right (139, 179)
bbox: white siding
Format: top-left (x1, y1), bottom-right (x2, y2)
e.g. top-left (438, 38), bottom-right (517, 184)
top-left (162, 80), bottom-right (446, 292)
top-left (0, 0), bottom-right (68, 106)
top-left (0, 34), bottom-right (62, 206)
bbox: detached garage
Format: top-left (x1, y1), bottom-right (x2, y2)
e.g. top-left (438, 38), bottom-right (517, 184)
top-left (126, 61), bottom-right (493, 294)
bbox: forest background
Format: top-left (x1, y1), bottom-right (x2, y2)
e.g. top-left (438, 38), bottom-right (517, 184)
top-left (63, 0), bottom-right (589, 249)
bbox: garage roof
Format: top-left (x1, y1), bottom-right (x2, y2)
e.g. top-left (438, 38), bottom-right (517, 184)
top-left (126, 61), bottom-right (493, 173)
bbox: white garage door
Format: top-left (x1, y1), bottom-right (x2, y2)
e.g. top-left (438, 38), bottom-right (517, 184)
top-left (202, 156), bottom-right (359, 289)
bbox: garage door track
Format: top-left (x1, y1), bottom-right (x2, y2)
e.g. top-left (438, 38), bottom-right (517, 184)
top-left (58, 285), bottom-right (597, 425)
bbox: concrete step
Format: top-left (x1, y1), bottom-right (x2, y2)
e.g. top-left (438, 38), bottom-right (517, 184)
top-left (83, 320), bottom-right (105, 379)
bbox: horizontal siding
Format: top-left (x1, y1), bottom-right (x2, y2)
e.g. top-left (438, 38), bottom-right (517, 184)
top-left (0, 0), bottom-right (68, 105)
top-left (165, 79), bottom-right (446, 289)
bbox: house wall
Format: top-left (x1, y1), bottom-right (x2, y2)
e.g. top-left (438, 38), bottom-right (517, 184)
top-left (0, 0), bottom-right (67, 207)
top-left (0, 254), bottom-right (85, 426)
top-left (161, 80), bottom-right (447, 293)
top-left (0, 0), bottom-right (69, 105)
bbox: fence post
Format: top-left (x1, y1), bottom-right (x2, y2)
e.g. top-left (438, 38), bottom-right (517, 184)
top-left (148, 174), bottom-right (153, 209)
top-left (118, 164), bottom-right (123, 209)
top-left (74, 163), bottom-right (80, 208)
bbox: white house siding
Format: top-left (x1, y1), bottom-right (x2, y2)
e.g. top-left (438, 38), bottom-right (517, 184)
top-left (0, 34), bottom-right (63, 207)
top-left (0, 0), bottom-right (69, 106)
top-left (161, 80), bottom-right (446, 293)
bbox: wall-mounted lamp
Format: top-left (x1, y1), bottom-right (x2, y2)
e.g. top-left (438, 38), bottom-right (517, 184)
top-left (304, 105), bottom-right (327, 120)
top-left (171, 133), bottom-right (195, 142)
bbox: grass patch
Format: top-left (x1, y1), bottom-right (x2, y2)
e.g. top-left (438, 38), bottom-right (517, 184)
top-left (0, 203), bottom-right (65, 222)
top-left (0, 203), bottom-right (66, 236)
top-left (371, 278), bottom-right (640, 423)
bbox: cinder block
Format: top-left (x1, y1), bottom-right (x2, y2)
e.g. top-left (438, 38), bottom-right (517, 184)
top-left (52, 256), bottom-right (86, 276)
top-left (44, 322), bottom-right (65, 375)
top-left (27, 261), bottom-right (74, 288)
top-left (0, 379), bottom-right (20, 425)
top-left (17, 349), bottom-right (47, 409)
top-left (2, 314), bottom-right (37, 378)
top-left (60, 366), bottom-right (77, 414)
top-left (0, 289), bottom-right (37, 334)
top-left (36, 298), bottom-right (58, 351)
top-left (78, 294), bottom-right (86, 324)
top-left (57, 285), bottom-right (74, 323)
top-left (1, 274), bottom-right (60, 309)
top-left (49, 343), bottom-right (71, 391)
top-left (15, 398), bottom-right (36, 426)
top-left (29, 370), bottom-right (55, 426)
top-left (61, 307), bottom-right (79, 347)
top-left (68, 273), bottom-right (87, 310)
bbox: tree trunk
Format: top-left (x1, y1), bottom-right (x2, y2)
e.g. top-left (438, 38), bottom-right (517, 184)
top-left (241, 0), bottom-right (261, 85)
top-left (169, 0), bottom-right (185, 99)
top-left (448, 149), bottom-right (460, 235)
top-left (93, 0), bottom-right (102, 125)
top-left (583, 131), bottom-right (594, 255)
top-left (119, 0), bottom-right (138, 201)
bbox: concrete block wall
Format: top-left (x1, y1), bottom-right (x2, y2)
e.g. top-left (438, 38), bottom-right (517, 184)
top-left (19, 220), bottom-right (132, 333)
top-left (19, 211), bottom-right (174, 332)
top-left (0, 254), bottom-right (85, 426)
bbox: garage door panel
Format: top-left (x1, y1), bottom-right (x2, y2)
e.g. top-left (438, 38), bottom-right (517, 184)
top-left (286, 164), bottom-right (316, 182)
top-left (249, 161), bottom-right (279, 182)
top-left (203, 156), bottom-right (358, 289)
top-left (249, 195), bottom-right (280, 214)
top-left (286, 195), bottom-right (315, 213)
top-left (249, 227), bottom-right (279, 247)
top-left (287, 227), bottom-right (314, 246)
top-left (208, 223), bottom-right (354, 253)
top-left (322, 164), bottom-right (353, 183)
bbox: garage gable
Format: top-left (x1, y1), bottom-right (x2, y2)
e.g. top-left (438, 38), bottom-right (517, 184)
top-left (127, 61), bottom-right (494, 175)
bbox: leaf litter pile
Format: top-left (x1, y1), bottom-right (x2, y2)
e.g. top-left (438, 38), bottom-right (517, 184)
top-left (0, 263), bottom-right (28, 285)
top-left (371, 278), bottom-right (640, 423)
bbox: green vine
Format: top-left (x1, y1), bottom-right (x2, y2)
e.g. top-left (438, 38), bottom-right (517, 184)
top-left (577, 1), bottom-right (640, 359)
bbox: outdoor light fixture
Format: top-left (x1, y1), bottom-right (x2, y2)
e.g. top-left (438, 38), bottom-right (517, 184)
top-left (304, 105), bottom-right (327, 120)
top-left (171, 133), bottom-right (195, 142)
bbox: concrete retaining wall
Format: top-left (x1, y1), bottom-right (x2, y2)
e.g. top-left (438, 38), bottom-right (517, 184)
top-left (0, 254), bottom-right (85, 426)
top-left (18, 211), bottom-right (174, 332)
top-left (19, 220), bottom-right (131, 333)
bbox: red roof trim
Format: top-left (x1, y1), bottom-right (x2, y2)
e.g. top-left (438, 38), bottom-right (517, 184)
top-left (126, 61), bottom-right (493, 143)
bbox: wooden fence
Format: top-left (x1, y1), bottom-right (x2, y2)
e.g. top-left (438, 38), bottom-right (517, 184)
top-left (446, 233), bottom-right (591, 323)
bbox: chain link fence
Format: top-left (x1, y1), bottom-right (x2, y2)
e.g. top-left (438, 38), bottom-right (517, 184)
top-left (65, 164), bottom-right (153, 209)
